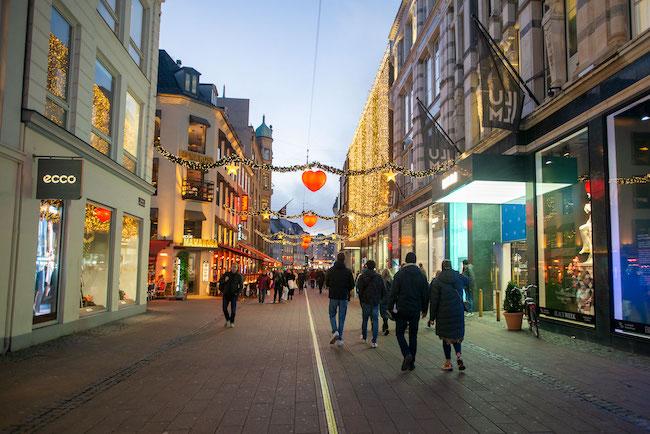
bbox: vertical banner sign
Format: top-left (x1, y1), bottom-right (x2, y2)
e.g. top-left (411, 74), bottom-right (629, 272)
top-left (36, 158), bottom-right (83, 199)
top-left (475, 21), bottom-right (524, 131)
top-left (418, 103), bottom-right (455, 170)
top-left (241, 195), bottom-right (249, 222)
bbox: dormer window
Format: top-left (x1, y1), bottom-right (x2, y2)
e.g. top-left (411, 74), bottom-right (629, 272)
top-left (184, 74), bottom-right (190, 92)
top-left (191, 76), bottom-right (197, 94)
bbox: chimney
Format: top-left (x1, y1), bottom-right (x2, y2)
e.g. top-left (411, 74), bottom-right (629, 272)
top-left (176, 59), bottom-right (182, 66)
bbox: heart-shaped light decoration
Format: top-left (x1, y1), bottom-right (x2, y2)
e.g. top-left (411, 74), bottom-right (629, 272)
top-left (302, 169), bottom-right (327, 192)
top-left (303, 213), bottom-right (318, 227)
top-left (94, 207), bottom-right (111, 223)
top-left (302, 235), bottom-right (312, 244)
top-left (301, 242), bottom-right (310, 250)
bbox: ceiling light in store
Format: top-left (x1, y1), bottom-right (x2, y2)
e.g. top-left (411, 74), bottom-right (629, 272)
top-left (437, 181), bottom-right (526, 204)
top-left (641, 115), bottom-right (650, 121)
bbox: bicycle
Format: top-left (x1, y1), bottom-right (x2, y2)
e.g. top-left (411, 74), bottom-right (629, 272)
top-left (521, 284), bottom-right (540, 338)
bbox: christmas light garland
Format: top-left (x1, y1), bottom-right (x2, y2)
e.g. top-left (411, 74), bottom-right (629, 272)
top-left (255, 229), bottom-right (346, 242)
top-left (154, 139), bottom-right (456, 179)
top-left (255, 230), bottom-right (337, 246)
top-left (224, 206), bottom-right (390, 220)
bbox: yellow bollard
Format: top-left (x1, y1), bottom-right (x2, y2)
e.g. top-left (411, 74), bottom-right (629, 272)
top-left (478, 289), bottom-right (483, 318)
top-left (496, 291), bottom-right (501, 322)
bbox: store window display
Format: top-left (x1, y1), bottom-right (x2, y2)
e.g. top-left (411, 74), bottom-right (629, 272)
top-left (536, 129), bottom-right (594, 324)
top-left (81, 203), bottom-right (112, 314)
top-left (400, 214), bottom-right (414, 263)
top-left (119, 214), bottom-right (141, 306)
top-left (34, 200), bottom-right (63, 323)
top-left (608, 97), bottom-right (650, 337)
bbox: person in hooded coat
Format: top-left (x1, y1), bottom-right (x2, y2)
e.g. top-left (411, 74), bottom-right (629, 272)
top-left (429, 259), bottom-right (470, 371)
top-left (325, 252), bottom-right (355, 347)
top-left (356, 260), bottom-right (385, 347)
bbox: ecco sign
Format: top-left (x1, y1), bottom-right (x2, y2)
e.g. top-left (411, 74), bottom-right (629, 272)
top-left (36, 158), bottom-right (83, 199)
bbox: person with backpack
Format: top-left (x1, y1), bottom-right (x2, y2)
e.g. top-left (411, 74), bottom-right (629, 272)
top-left (219, 264), bottom-right (243, 328)
top-left (325, 252), bottom-right (355, 347)
top-left (356, 260), bottom-right (385, 348)
top-left (389, 252), bottom-right (429, 371)
top-left (429, 260), bottom-right (470, 371)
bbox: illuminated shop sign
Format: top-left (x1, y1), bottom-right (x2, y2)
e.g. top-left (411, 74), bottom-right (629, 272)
top-left (36, 158), bottom-right (83, 199)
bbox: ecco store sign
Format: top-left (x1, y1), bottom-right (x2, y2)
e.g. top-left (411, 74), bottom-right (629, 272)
top-left (36, 158), bottom-right (83, 200)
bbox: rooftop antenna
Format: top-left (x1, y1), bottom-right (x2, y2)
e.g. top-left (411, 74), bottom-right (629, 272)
top-left (222, 85), bottom-right (225, 98)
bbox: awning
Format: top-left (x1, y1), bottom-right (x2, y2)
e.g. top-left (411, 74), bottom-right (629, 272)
top-left (189, 114), bottom-right (211, 128)
top-left (184, 210), bottom-right (206, 221)
top-left (239, 242), bottom-right (281, 265)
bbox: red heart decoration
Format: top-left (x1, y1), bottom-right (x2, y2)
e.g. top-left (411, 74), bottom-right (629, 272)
top-left (302, 170), bottom-right (327, 192)
top-left (301, 243), bottom-right (310, 250)
top-left (94, 207), bottom-right (111, 223)
top-left (303, 214), bottom-right (318, 227)
top-left (302, 235), bottom-right (312, 244)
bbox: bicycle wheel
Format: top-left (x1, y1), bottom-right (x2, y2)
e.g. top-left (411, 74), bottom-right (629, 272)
top-left (530, 306), bottom-right (540, 338)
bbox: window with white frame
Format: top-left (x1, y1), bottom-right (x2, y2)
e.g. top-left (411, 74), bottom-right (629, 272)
top-left (128, 0), bottom-right (144, 66)
top-left (122, 92), bottom-right (141, 173)
top-left (98, 0), bottom-right (118, 32)
top-left (403, 90), bottom-right (412, 135)
top-left (434, 40), bottom-right (442, 98)
top-left (91, 59), bottom-right (114, 156)
top-left (631, 0), bottom-right (650, 37)
top-left (45, 7), bottom-right (72, 128)
top-left (425, 56), bottom-right (433, 105)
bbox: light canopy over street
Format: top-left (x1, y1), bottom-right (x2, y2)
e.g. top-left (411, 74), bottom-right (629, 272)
top-left (1, 0), bottom-right (650, 433)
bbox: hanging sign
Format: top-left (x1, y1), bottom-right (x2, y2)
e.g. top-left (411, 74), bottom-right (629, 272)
top-left (36, 158), bottom-right (83, 199)
top-left (240, 195), bottom-right (249, 222)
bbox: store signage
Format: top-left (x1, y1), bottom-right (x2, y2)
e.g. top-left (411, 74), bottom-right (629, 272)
top-left (182, 238), bottom-right (219, 249)
top-left (240, 195), bottom-right (249, 222)
top-left (202, 261), bottom-right (209, 281)
top-left (138, 197), bottom-right (146, 207)
top-left (178, 150), bottom-right (214, 165)
top-left (36, 158), bottom-right (83, 199)
top-left (441, 171), bottom-right (458, 190)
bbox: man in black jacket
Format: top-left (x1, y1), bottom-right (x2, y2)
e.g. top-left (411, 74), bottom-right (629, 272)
top-left (219, 264), bottom-right (243, 328)
top-left (356, 260), bottom-right (385, 348)
top-left (325, 252), bottom-right (355, 347)
top-left (390, 252), bottom-right (429, 371)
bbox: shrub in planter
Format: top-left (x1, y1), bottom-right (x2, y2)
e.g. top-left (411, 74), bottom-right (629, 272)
top-left (503, 282), bottom-right (524, 330)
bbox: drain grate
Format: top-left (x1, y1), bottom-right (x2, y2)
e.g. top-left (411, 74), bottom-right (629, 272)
top-left (465, 342), bottom-right (650, 431)
top-left (5, 320), bottom-right (214, 433)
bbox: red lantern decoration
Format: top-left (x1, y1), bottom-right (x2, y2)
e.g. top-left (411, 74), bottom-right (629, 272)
top-left (301, 242), bottom-right (309, 250)
top-left (584, 180), bottom-right (591, 196)
top-left (94, 207), bottom-right (111, 223)
top-left (302, 235), bottom-right (312, 244)
top-left (303, 213), bottom-right (318, 227)
top-left (302, 170), bottom-right (327, 192)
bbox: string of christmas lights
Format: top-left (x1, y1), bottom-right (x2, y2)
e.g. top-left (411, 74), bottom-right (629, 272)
top-left (255, 230), bottom-right (337, 246)
top-left (255, 229), bottom-right (346, 241)
top-left (224, 206), bottom-right (390, 220)
top-left (154, 139), bottom-right (456, 179)
top-left (577, 174), bottom-right (650, 185)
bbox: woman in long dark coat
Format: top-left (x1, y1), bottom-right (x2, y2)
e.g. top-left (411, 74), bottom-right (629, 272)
top-left (429, 260), bottom-right (469, 371)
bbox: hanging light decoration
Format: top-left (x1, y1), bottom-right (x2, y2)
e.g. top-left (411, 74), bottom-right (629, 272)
top-left (303, 213), bottom-right (318, 227)
top-left (302, 169), bottom-right (327, 192)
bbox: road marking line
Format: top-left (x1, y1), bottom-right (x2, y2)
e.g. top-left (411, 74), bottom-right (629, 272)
top-left (304, 291), bottom-right (338, 434)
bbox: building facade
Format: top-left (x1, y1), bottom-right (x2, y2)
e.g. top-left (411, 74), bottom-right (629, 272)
top-left (0, 0), bottom-right (162, 351)
top-left (151, 50), bottom-right (277, 297)
top-left (341, 0), bottom-right (650, 351)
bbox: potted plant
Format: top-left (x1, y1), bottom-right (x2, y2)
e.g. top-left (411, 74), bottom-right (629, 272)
top-left (503, 282), bottom-right (524, 331)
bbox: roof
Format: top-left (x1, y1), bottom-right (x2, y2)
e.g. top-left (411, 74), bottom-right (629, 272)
top-left (255, 115), bottom-right (273, 138)
top-left (270, 218), bottom-right (305, 235)
top-left (157, 50), bottom-right (213, 106)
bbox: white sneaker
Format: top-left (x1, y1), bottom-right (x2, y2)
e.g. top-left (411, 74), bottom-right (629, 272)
top-left (371, 342), bottom-right (378, 348)
top-left (229, 322), bottom-right (235, 328)
top-left (330, 331), bottom-right (339, 345)
top-left (336, 339), bottom-right (344, 347)
top-left (225, 321), bottom-right (230, 328)
top-left (360, 335), bottom-right (367, 343)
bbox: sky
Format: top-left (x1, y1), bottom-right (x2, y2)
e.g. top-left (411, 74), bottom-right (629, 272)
top-left (159, 0), bottom-right (401, 234)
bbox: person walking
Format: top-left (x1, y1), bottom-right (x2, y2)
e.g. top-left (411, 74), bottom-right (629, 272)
top-left (317, 269), bottom-right (325, 294)
top-left (272, 270), bottom-right (285, 303)
top-left (429, 260), bottom-right (470, 371)
top-left (389, 252), bottom-right (429, 371)
top-left (326, 252), bottom-right (355, 347)
top-left (380, 268), bottom-right (393, 336)
top-left (219, 264), bottom-right (243, 328)
top-left (462, 259), bottom-right (476, 316)
top-left (297, 270), bottom-right (306, 294)
top-left (286, 270), bottom-right (296, 300)
top-left (356, 260), bottom-right (385, 348)
top-left (257, 272), bottom-right (271, 304)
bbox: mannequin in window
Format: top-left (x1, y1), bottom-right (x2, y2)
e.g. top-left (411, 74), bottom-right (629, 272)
top-left (578, 196), bottom-right (592, 266)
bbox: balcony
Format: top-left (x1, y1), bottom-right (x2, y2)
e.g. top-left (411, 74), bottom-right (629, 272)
top-left (182, 179), bottom-right (214, 202)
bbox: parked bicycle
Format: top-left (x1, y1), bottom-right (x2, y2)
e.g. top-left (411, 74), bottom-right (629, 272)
top-left (521, 284), bottom-right (540, 338)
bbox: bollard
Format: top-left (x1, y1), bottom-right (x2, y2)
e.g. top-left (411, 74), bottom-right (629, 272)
top-left (496, 291), bottom-right (501, 322)
top-left (478, 289), bottom-right (483, 318)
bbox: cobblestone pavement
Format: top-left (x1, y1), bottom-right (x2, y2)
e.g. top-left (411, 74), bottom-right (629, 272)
top-left (1, 291), bottom-right (649, 433)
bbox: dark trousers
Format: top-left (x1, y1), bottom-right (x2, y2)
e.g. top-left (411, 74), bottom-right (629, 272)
top-left (443, 341), bottom-right (462, 359)
top-left (318, 282), bottom-right (324, 294)
top-left (395, 312), bottom-right (420, 360)
top-left (258, 288), bottom-right (266, 303)
top-left (380, 304), bottom-right (389, 331)
top-left (223, 295), bottom-right (237, 323)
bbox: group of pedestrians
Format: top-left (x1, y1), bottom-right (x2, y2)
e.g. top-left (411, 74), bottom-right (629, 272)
top-left (325, 251), bottom-right (473, 372)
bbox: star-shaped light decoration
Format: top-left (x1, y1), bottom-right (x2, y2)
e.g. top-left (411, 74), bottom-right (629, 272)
top-left (385, 170), bottom-right (397, 182)
top-left (261, 211), bottom-right (271, 220)
top-left (226, 164), bottom-right (239, 176)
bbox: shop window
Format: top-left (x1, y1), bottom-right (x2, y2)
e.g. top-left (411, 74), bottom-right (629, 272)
top-left (631, 0), bottom-right (650, 37)
top-left (150, 208), bottom-right (158, 238)
top-left (122, 92), bottom-right (141, 173)
top-left (34, 200), bottom-right (63, 324)
top-left (98, 0), bottom-right (118, 32)
top-left (400, 214), bottom-right (414, 263)
top-left (415, 207), bottom-right (429, 278)
top-left (91, 59), bottom-right (114, 156)
top-left (608, 97), bottom-right (650, 337)
top-left (188, 122), bottom-right (206, 153)
top-left (81, 202), bottom-right (112, 315)
top-left (429, 204), bottom-right (446, 278)
top-left (45, 7), bottom-right (71, 128)
top-left (128, 0), bottom-right (144, 66)
top-left (536, 128), bottom-right (593, 325)
top-left (119, 215), bottom-right (141, 306)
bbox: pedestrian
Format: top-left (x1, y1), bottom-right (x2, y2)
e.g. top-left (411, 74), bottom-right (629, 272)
top-left (418, 263), bottom-right (428, 280)
top-left (356, 260), bottom-right (385, 348)
top-left (297, 270), bottom-right (305, 294)
top-left (286, 270), bottom-right (297, 300)
top-left (389, 252), bottom-right (429, 371)
top-left (462, 259), bottom-right (476, 316)
top-left (326, 252), bottom-right (355, 347)
top-left (310, 269), bottom-right (316, 289)
top-left (317, 269), bottom-right (325, 294)
top-left (257, 272), bottom-right (271, 304)
top-left (272, 270), bottom-right (285, 303)
top-left (430, 260), bottom-right (469, 371)
top-left (219, 264), bottom-right (243, 328)
top-left (380, 268), bottom-right (393, 336)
